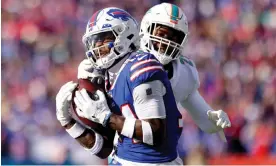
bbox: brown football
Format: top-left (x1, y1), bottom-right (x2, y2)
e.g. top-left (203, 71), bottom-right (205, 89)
top-left (71, 79), bottom-right (105, 129)
top-left (72, 79), bottom-right (115, 156)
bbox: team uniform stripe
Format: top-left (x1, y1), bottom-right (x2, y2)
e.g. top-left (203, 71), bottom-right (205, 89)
top-left (89, 10), bottom-right (101, 27)
top-left (130, 66), bottom-right (163, 81)
top-left (130, 59), bottom-right (159, 71)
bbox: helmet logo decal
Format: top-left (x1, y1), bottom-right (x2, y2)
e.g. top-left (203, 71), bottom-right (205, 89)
top-left (170, 4), bottom-right (180, 24)
top-left (107, 8), bottom-right (136, 24)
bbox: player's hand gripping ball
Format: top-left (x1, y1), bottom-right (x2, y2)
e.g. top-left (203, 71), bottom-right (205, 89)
top-left (71, 79), bottom-right (112, 136)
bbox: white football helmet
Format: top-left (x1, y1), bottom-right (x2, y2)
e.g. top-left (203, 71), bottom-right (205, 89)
top-left (140, 3), bottom-right (189, 65)
top-left (82, 7), bottom-right (139, 69)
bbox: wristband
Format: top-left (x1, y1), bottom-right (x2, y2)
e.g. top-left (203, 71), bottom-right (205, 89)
top-left (65, 122), bottom-right (85, 138)
top-left (141, 120), bottom-right (153, 145)
top-left (84, 132), bottom-right (104, 155)
top-left (121, 118), bottom-right (136, 138)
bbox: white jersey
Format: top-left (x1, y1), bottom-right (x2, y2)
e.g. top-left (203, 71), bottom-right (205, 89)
top-left (170, 57), bottom-right (221, 134)
top-left (170, 56), bottom-right (200, 103)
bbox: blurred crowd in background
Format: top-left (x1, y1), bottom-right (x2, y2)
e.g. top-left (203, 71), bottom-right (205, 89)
top-left (1, 0), bottom-right (276, 164)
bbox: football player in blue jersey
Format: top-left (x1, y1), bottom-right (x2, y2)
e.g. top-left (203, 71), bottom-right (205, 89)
top-left (76, 3), bottom-right (232, 164)
top-left (56, 7), bottom-right (184, 165)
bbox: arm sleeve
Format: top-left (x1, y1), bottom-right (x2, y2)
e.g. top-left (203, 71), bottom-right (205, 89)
top-left (132, 80), bottom-right (166, 119)
top-left (180, 90), bottom-right (220, 133)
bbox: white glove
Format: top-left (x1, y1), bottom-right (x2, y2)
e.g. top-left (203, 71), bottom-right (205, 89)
top-left (73, 89), bottom-right (111, 125)
top-left (77, 59), bottom-right (105, 84)
top-left (207, 109), bottom-right (231, 128)
top-left (207, 109), bottom-right (231, 142)
top-left (56, 81), bottom-right (78, 126)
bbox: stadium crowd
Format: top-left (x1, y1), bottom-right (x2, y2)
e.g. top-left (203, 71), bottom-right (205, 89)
top-left (1, 0), bottom-right (276, 164)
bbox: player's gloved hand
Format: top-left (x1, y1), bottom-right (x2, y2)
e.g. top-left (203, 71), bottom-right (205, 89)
top-left (74, 89), bottom-right (111, 125)
top-left (77, 59), bottom-right (105, 85)
top-left (207, 110), bottom-right (231, 129)
top-left (56, 81), bottom-right (78, 126)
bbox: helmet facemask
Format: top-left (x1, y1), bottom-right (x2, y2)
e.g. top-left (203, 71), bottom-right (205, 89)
top-left (143, 23), bottom-right (187, 65)
top-left (83, 23), bottom-right (131, 69)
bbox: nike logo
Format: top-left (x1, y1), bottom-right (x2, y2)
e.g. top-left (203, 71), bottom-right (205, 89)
top-left (136, 54), bottom-right (147, 61)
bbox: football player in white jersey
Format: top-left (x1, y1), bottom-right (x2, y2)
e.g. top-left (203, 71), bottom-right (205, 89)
top-left (139, 3), bottom-right (231, 139)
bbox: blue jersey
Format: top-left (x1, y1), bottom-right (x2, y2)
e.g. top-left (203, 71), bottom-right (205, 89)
top-left (105, 51), bottom-right (182, 163)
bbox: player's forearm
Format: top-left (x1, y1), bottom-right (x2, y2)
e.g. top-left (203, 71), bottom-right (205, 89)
top-left (64, 119), bottom-right (96, 148)
top-left (64, 119), bottom-right (113, 158)
top-left (77, 129), bottom-right (113, 159)
top-left (180, 90), bottom-right (219, 133)
top-left (108, 113), bottom-right (165, 145)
